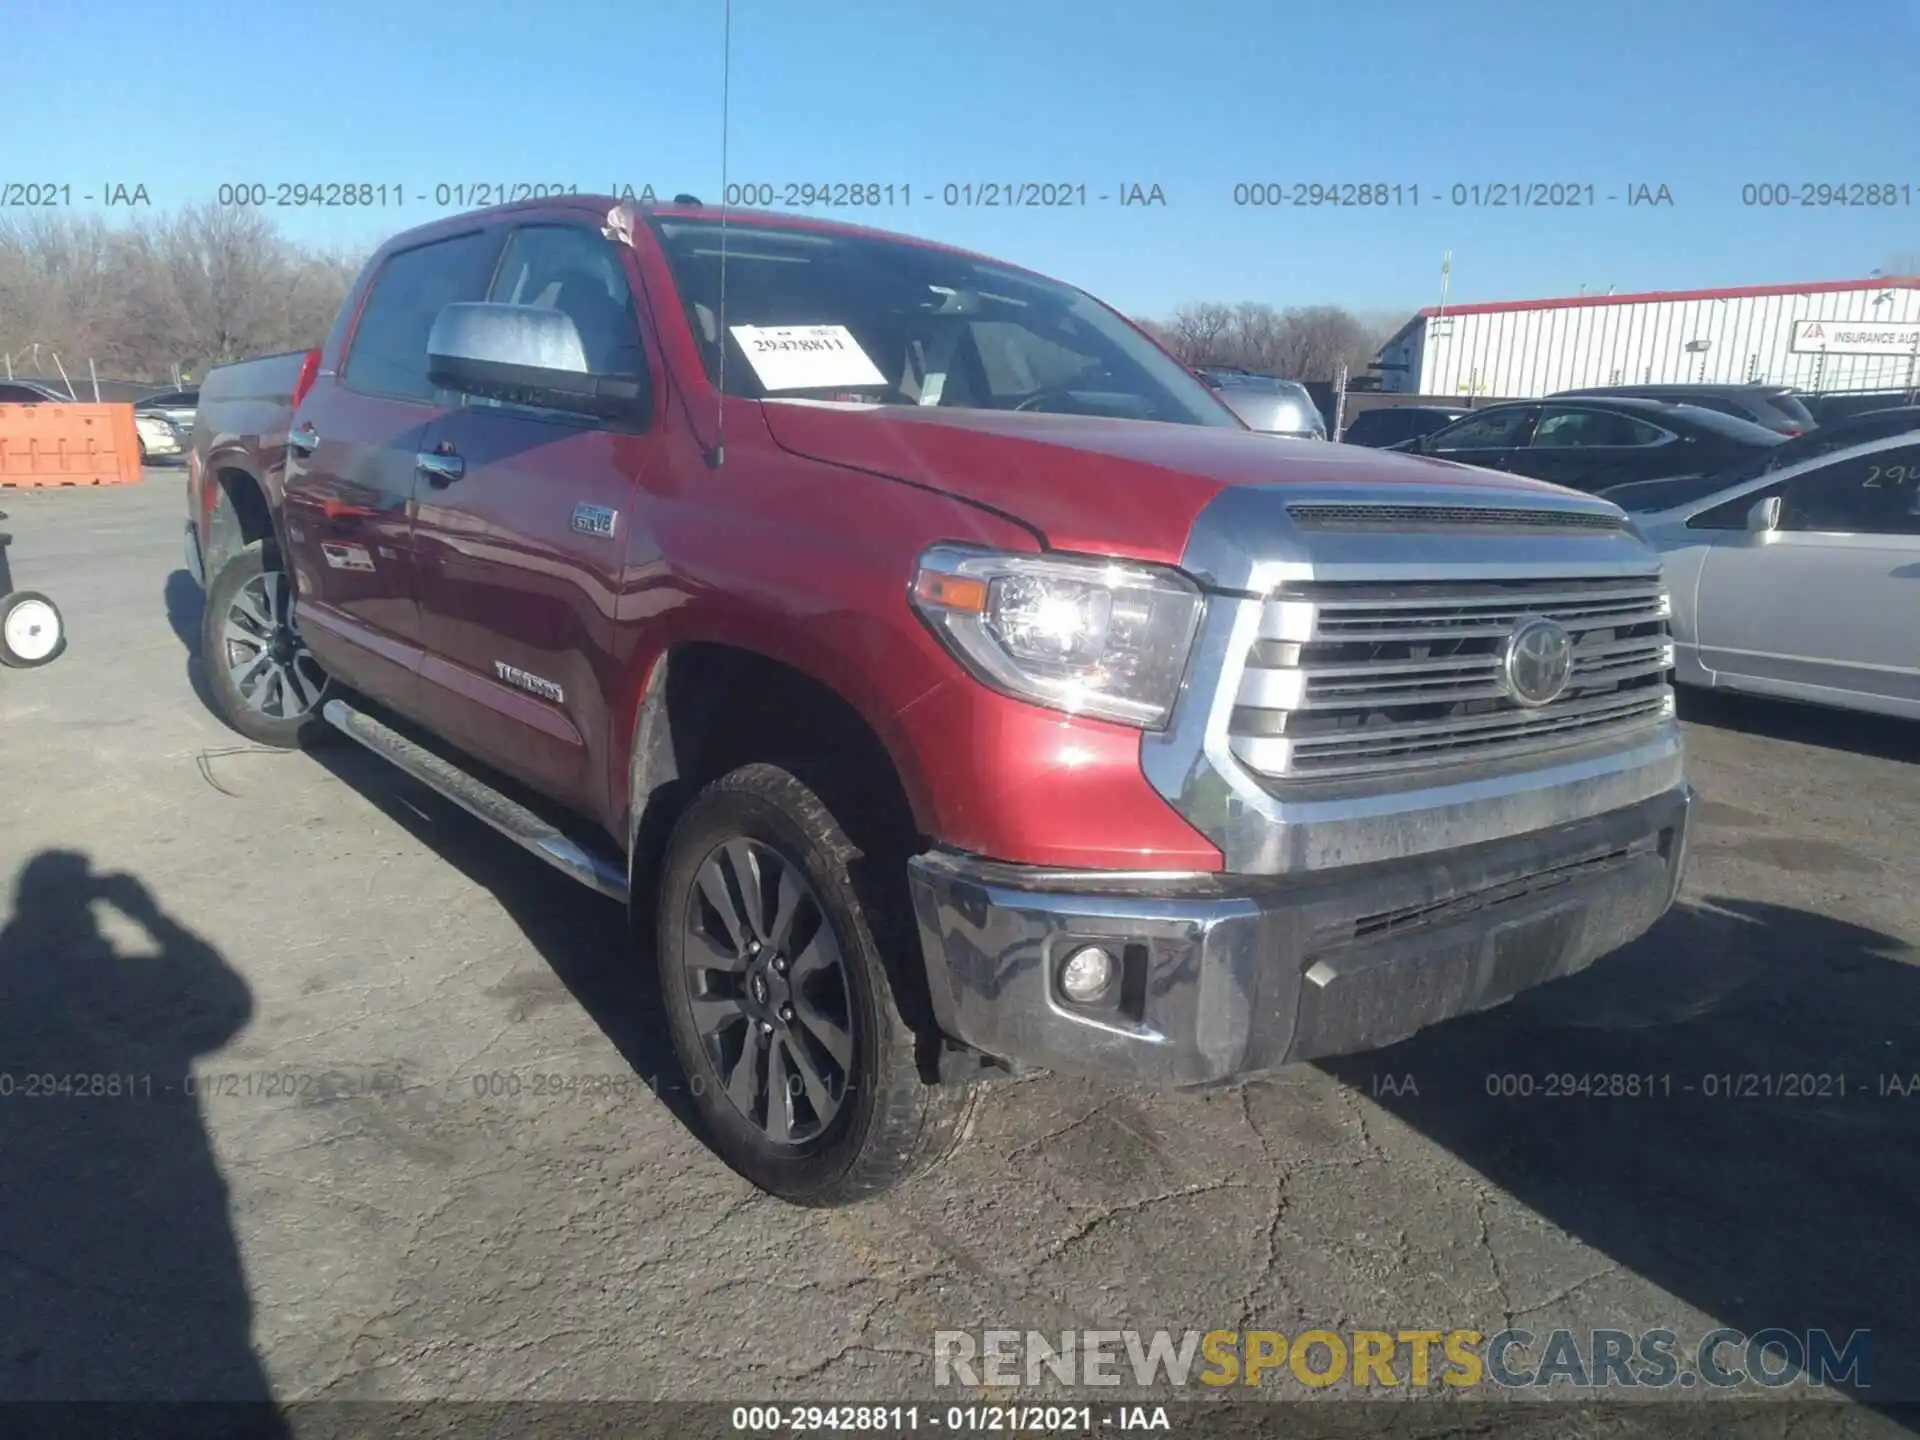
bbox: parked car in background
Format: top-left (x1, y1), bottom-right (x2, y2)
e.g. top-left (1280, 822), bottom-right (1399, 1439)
top-left (1389, 396), bottom-right (1783, 492)
top-left (134, 412), bottom-right (185, 463)
top-left (136, 387), bottom-right (200, 436)
top-left (1340, 405), bottom-right (1467, 448)
top-left (0, 381), bottom-right (77, 404)
top-left (1551, 383), bottom-right (1816, 436)
top-left (1803, 389), bottom-right (1917, 427)
top-left (1600, 405), bottom-right (1920, 513)
top-left (1636, 433), bottom-right (1920, 719)
top-left (1204, 373), bottom-right (1327, 439)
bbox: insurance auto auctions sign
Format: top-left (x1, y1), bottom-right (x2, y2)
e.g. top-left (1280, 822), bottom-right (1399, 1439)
top-left (1791, 319), bottom-right (1920, 355)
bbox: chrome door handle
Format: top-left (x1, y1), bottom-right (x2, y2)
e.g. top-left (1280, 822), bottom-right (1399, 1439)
top-left (288, 424), bottom-right (320, 456)
top-left (415, 451), bottom-right (465, 487)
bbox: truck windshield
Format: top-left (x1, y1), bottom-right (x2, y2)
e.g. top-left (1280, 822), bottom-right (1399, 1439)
top-left (652, 218), bottom-right (1239, 427)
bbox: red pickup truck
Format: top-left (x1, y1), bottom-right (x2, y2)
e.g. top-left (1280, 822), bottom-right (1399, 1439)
top-left (185, 196), bottom-right (1692, 1205)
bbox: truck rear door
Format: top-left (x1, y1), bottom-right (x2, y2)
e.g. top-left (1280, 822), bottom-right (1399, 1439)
top-left (281, 228), bottom-right (503, 704)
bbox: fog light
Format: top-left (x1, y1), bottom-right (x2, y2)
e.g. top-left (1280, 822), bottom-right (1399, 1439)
top-left (1059, 945), bottom-right (1117, 1003)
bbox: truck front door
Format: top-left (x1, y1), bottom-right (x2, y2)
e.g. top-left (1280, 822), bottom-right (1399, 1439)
top-left (409, 221), bottom-right (666, 820)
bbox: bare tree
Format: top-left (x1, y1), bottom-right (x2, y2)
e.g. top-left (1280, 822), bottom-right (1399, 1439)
top-left (0, 214), bottom-right (131, 382)
top-left (1267, 305), bottom-right (1374, 381)
top-left (0, 205), bottom-right (361, 382)
top-left (1163, 303), bottom-right (1238, 366)
top-left (1143, 299), bottom-right (1394, 383)
top-left (1227, 302), bottom-right (1286, 373)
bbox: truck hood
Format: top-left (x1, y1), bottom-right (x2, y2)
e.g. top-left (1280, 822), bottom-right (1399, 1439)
top-left (759, 400), bottom-right (1587, 565)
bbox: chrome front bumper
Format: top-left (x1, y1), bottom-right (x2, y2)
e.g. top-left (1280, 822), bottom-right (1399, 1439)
top-left (908, 784), bottom-right (1692, 1086)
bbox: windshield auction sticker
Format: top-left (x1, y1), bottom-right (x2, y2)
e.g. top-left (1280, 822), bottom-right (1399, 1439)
top-left (730, 324), bottom-right (887, 391)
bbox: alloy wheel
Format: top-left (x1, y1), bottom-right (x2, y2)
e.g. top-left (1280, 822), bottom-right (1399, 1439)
top-left (222, 569), bottom-right (326, 719)
top-left (683, 838), bottom-right (856, 1145)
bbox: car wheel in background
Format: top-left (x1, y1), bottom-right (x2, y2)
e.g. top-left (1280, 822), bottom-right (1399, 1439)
top-left (0, 590), bottom-right (66, 667)
top-left (199, 540), bottom-right (335, 747)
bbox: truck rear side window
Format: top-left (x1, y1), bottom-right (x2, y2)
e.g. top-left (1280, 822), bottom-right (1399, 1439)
top-left (342, 230), bottom-right (499, 402)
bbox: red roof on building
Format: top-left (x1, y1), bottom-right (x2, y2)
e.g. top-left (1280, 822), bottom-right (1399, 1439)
top-left (1417, 276), bottom-right (1920, 319)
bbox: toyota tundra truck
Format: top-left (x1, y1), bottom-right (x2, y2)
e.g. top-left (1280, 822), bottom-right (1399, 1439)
top-left (184, 196), bottom-right (1692, 1205)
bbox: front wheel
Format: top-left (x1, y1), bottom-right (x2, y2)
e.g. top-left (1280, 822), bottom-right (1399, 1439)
top-left (656, 762), bottom-right (977, 1205)
top-left (0, 591), bottom-right (65, 667)
top-left (199, 541), bottom-right (335, 747)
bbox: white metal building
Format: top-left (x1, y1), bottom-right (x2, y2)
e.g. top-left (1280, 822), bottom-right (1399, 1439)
top-left (1372, 277), bottom-right (1920, 397)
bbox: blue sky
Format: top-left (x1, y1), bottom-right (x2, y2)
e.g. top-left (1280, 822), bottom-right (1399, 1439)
top-left (5, 0), bottom-right (1918, 319)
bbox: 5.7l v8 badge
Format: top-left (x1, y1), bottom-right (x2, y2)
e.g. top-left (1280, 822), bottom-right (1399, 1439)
top-left (571, 503), bottom-right (618, 539)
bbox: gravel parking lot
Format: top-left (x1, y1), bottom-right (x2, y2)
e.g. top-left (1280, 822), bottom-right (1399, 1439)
top-left (1, 478), bottom-right (1915, 1424)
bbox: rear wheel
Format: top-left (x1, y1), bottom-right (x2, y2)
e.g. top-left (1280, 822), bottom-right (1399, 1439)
top-left (656, 762), bottom-right (977, 1205)
top-left (0, 591), bottom-right (65, 668)
top-left (200, 541), bottom-right (334, 747)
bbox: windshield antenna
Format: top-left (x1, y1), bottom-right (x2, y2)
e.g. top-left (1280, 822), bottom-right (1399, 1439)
top-left (708, 0), bottom-right (733, 468)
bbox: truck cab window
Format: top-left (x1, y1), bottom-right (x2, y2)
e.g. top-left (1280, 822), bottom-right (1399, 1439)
top-left (487, 225), bottom-right (646, 380)
top-left (341, 230), bottom-right (499, 402)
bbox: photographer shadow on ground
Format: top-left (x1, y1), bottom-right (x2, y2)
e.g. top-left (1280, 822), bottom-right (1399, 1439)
top-left (1320, 895), bottom-right (1920, 1405)
top-left (0, 849), bottom-right (284, 1422)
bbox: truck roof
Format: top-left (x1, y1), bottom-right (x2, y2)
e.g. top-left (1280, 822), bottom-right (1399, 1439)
top-left (374, 195), bottom-right (1032, 275)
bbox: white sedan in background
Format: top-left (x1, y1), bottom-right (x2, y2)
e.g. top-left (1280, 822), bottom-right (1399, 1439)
top-left (1627, 432), bottom-right (1920, 720)
top-left (134, 411), bottom-right (185, 463)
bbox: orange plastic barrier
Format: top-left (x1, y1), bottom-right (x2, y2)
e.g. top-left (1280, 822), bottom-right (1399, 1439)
top-left (0, 402), bottom-right (143, 486)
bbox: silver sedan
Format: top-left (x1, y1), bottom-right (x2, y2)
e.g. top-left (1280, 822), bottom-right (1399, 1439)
top-left (1210, 376), bottom-right (1327, 439)
top-left (1633, 432), bottom-right (1920, 720)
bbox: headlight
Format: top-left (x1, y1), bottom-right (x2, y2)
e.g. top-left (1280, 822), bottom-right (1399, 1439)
top-left (910, 545), bottom-right (1205, 729)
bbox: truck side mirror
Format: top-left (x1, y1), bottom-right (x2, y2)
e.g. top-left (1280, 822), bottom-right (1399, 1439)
top-left (426, 302), bottom-right (649, 422)
top-left (1746, 493), bottom-right (1782, 540)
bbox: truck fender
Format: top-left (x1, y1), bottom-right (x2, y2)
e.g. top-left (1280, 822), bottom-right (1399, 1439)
top-left (201, 459), bottom-right (283, 580)
top-left (620, 642), bottom-right (927, 913)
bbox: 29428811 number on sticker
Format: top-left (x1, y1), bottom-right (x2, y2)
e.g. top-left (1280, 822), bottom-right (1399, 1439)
top-left (727, 325), bottom-right (888, 392)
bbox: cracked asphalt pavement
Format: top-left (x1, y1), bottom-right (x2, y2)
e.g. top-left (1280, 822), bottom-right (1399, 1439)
top-left (1, 478), bottom-right (1915, 1420)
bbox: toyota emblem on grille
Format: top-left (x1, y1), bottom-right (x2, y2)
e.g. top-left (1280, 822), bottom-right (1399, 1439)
top-left (1501, 615), bottom-right (1574, 707)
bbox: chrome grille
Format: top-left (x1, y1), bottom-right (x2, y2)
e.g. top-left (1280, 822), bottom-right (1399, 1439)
top-left (1285, 503), bottom-right (1625, 533)
top-left (1230, 575), bottom-right (1674, 782)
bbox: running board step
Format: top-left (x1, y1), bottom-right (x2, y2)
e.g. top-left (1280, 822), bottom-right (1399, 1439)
top-left (320, 698), bottom-right (627, 900)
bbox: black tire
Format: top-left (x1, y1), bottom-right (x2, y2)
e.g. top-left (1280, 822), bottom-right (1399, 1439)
top-left (656, 762), bottom-right (977, 1205)
top-left (0, 590), bottom-right (65, 668)
top-left (199, 541), bottom-right (335, 748)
